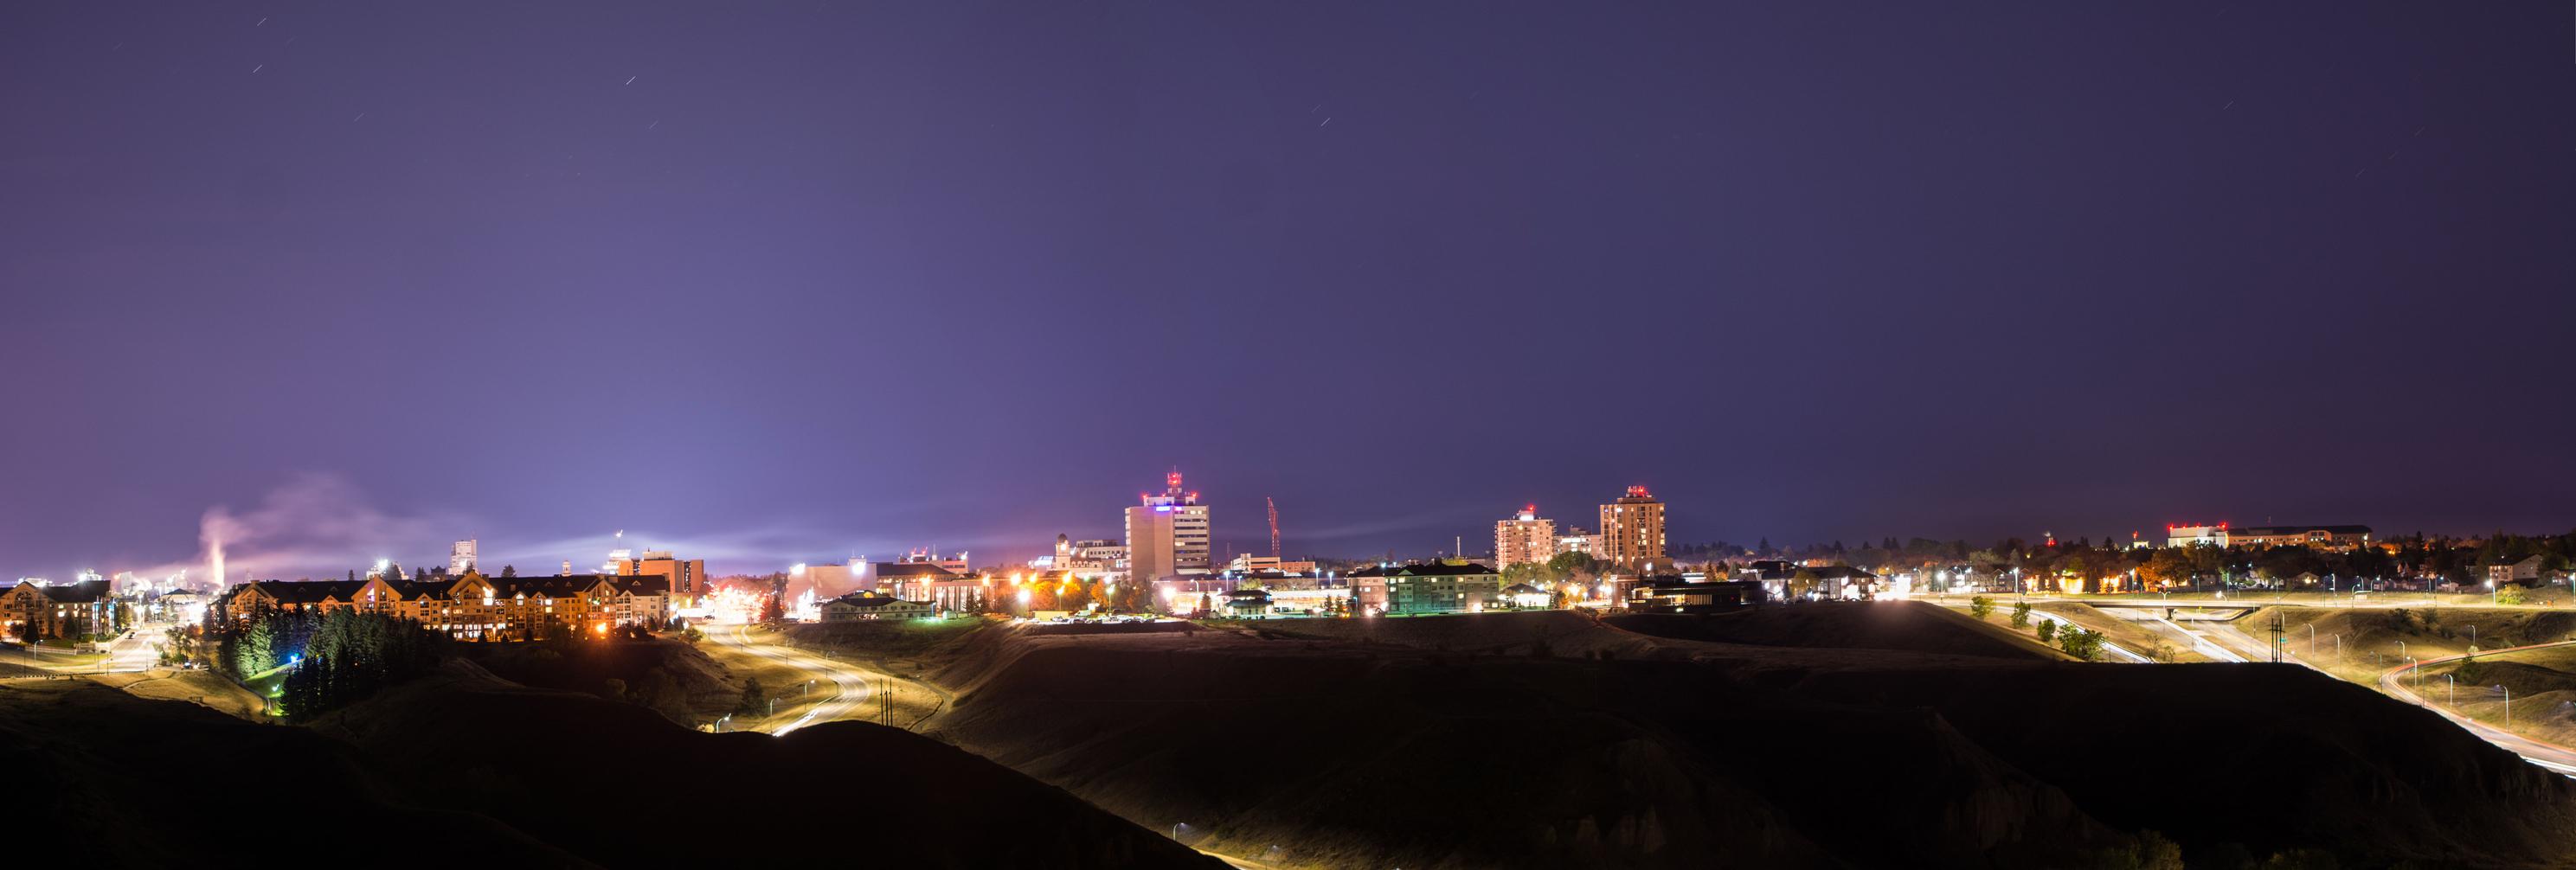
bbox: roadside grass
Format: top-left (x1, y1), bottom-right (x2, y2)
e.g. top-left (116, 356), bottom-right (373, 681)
top-left (2241, 606), bottom-right (2576, 685)
top-left (693, 624), bottom-right (831, 732)
top-left (93, 668), bottom-right (267, 720)
top-left (2419, 649), bottom-right (2576, 750)
top-left (2032, 603), bottom-right (2207, 662)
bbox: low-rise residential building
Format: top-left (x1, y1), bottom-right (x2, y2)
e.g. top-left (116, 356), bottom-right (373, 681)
top-left (1738, 560), bottom-right (1879, 601)
top-left (821, 591), bottom-right (936, 621)
top-left (2490, 555), bottom-right (2545, 587)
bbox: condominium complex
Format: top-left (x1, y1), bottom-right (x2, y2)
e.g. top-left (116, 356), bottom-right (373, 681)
top-left (1493, 505), bottom-right (1556, 569)
top-left (1598, 485), bottom-right (1667, 569)
top-left (1125, 470), bottom-right (1210, 581)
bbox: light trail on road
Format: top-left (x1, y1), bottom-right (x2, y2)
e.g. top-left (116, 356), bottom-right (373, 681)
top-left (711, 620), bottom-right (877, 735)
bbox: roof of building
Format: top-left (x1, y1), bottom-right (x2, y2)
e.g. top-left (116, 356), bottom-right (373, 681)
top-left (827, 592), bottom-right (927, 609)
top-left (40, 579), bottom-right (116, 604)
top-left (250, 579), bottom-right (369, 605)
top-left (2234, 525), bottom-right (2373, 536)
top-left (873, 563), bottom-right (960, 579)
top-left (1347, 560), bottom-right (1499, 579)
top-left (486, 575), bottom-right (618, 599)
top-left (1500, 583), bottom-right (1545, 595)
top-left (1224, 588), bottom-right (1272, 600)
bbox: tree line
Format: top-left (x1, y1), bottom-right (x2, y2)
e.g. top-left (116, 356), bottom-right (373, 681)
top-left (213, 607), bottom-right (452, 720)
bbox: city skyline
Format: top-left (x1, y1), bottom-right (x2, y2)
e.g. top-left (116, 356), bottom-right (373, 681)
top-left (9, 464), bottom-right (2548, 585)
top-left (5, 3), bottom-right (2572, 579)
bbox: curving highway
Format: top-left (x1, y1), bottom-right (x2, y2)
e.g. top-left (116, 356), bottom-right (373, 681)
top-left (2380, 641), bottom-right (2576, 777)
top-left (708, 620), bottom-right (874, 735)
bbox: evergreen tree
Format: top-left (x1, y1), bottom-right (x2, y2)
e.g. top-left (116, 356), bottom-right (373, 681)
top-left (501, 565), bottom-right (517, 577)
top-left (736, 677), bottom-right (766, 717)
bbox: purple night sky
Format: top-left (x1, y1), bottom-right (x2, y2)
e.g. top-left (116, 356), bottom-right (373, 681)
top-left (2, 2), bottom-right (2571, 580)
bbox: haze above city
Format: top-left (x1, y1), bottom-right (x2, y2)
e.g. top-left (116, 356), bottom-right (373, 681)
top-left (4, 3), bottom-right (2571, 580)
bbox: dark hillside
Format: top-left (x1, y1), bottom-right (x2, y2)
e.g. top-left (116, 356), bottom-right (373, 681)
top-left (0, 678), bottom-right (585, 867)
top-left (1610, 601), bottom-right (2068, 661)
top-left (313, 662), bottom-right (1219, 869)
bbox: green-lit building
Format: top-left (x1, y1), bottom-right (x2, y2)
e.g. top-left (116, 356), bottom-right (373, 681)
top-left (1349, 560), bottom-right (1502, 616)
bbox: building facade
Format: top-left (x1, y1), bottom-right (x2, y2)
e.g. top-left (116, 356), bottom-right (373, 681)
top-left (1125, 470), bottom-right (1211, 581)
top-left (1556, 528), bottom-right (1602, 559)
top-left (449, 539), bottom-right (479, 575)
top-left (217, 573), bottom-right (670, 640)
top-left (2231, 525), bottom-right (2374, 551)
top-left (821, 591), bottom-right (936, 621)
top-left (616, 551), bottom-right (707, 604)
top-left (0, 579), bottom-right (118, 642)
top-left (1598, 486), bottom-right (1667, 569)
top-left (1347, 560), bottom-right (1502, 616)
top-left (1494, 505), bottom-right (1556, 569)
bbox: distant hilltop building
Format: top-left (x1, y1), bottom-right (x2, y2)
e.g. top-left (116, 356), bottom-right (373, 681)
top-left (1125, 469), bottom-right (1210, 581)
top-left (450, 539), bottom-right (479, 575)
top-left (1598, 485), bottom-right (1667, 570)
top-left (1494, 505), bottom-right (1556, 569)
top-left (2163, 522), bottom-right (2374, 551)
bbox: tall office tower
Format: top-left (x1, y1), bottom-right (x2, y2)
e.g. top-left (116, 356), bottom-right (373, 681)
top-left (1124, 469), bottom-right (1211, 581)
top-left (1494, 505), bottom-right (1556, 568)
top-left (450, 539), bottom-right (479, 575)
top-left (1597, 485), bottom-right (1667, 569)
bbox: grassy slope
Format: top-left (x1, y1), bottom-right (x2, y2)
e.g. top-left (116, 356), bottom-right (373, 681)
top-left (2245, 606), bottom-right (2576, 684)
top-left (1613, 600), bottom-right (2075, 662)
top-left (2030, 602), bottom-right (2211, 662)
top-left (313, 662), bottom-right (1221, 869)
top-left (0, 678), bottom-right (588, 867)
top-left (91, 668), bottom-right (267, 720)
top-left (2421, 649), bottom-right (2576, 751)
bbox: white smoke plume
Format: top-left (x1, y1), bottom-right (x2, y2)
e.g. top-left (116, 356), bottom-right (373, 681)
top-left (175, 472), bottom-right (474, 585)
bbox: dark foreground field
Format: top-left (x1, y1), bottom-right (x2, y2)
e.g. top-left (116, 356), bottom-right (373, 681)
top-left (0, 664), bottom-right (1219, 869)
top-left (916, 605), bottom-right (2576, 868)
top-left (16, 602), bottom-right (2576, 869)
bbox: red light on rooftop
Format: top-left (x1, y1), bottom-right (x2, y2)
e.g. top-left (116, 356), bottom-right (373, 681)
top-left (1625, 484), bottom-right (1650, 498)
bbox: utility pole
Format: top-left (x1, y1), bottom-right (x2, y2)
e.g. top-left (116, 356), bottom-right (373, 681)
top-left (2270, 612), bottom-right (2285, 663)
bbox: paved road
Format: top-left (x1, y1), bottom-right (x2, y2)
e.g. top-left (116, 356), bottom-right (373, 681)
top-left (2381, 640), bottom-right (2576, 777)
top-left (2027, 611), bottom-right (2149, 662)
top-left (709, 620), bottom-right (874, 735)
top-left (101, 622), bottom-right (170, 673)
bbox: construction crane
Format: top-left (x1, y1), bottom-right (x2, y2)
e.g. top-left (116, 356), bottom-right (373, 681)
top-left (1267, 496), bottom-right (1281, 560)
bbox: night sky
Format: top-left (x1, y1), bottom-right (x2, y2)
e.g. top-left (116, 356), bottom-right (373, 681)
top-left (3, 2), bottom-right (2571, 580)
